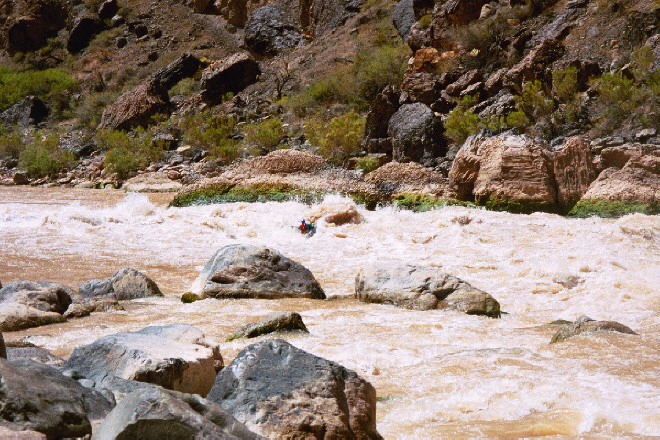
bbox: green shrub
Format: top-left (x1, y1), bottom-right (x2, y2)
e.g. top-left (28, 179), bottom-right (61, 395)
top-left (0, 128), bottom-right (23, 160)
top-left (181, 111), bottom-right (241, 163)
top-left (168, 77), bottom-right (199, 97)
top-left (552, 66), bottom-right (580, 123)
top-left (594, 72), bottom-right (640, 127)
top-left (18, 132), bottom-right (76, 178)
top-left (353, 44), bottom-right (407, 104)
top-left (306, 111), bottom-right (366, 166)
top-left (445, 95), bottom-right (481, 145)
top-left (569, 200), bottom-right (659, 218)
top-left (97, 128), bottom-right (164, 179)
top-left (419, 14), bottom-right (432, 29)
top-left (0, 67), bottom-right (76, 115)
top-left (244, 118), bottom-right (285, 156)
top-left (354, 155), bottom-right (382, 173)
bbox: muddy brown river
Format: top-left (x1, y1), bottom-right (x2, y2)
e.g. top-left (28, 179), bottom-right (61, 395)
top-left (1, 186), bottom-right (658, 438)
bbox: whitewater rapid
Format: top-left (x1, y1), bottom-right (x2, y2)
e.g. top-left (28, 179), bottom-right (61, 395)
top-left (1, 186), bottom-right (658, 438)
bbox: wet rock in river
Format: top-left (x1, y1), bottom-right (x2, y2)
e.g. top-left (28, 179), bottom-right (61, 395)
top-left (0, 281), bottom-right (73, 331)
top-left (79, 267), bottom-right (163, 301)
top-left (0, 358), bottom-right (113, 438)
top-left (207, 339), bottom-right (383, 439)
top-left (550, 315), bottom-right (637, 343)
top-left (191, 244), bottom-right (326, 300)
top-left (226, 312), bottom-right (309, 341)
top-left (65, 324), bottom-right (223, 396)
top-left (355, 265), bottom-right (501, 318)
top-left (93, 387), bottom-right (262, 440)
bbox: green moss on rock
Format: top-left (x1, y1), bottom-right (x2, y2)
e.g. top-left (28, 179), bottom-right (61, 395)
top-left (181, 292), bottom-right (202, 303)
top-left (393, 193), bottom-right (475, 212)
top-left (568, 200), bottom-right (659, 218)
top-left (170, 184), bottom-right (326, 207)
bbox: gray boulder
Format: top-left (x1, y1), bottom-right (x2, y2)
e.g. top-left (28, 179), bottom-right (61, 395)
top-left (0, 358), bottom-right (113, 438)
top-left (0, 96), bottom-right (49, 128)
top-left (65, 324), bottom-right (223, 396)
top-left (207, 339), bottom-right (382, 439)
top-left (550, 316), bottom-right (637, 343)
top-left (226, 312), bottom-right (309, 341)
top-left (355, 265), bottom-right (501, 318)
top-left (191, 244), bottom-right (325, 300)
top-left (0, 281), bottom-right (73, 331)
top-left (79, 268), bottom-right (163, 301)
top-left (67, 14), bottom-right (104, 53)
top-left (200, 52), bottom-right (261, 104)
top-left (392, 0), bottom-right (416, 39)
top-left (244, 5), bottom-right (305, 55)
top-left (388, 103), bottom-right (445, 165)
top-left (92, 387), bottom-right (261, 440)
top-left (6, 346), bottom-right (65, 367)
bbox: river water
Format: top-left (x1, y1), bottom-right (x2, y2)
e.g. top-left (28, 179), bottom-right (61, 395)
top-left (1, 186), bottom-right (658, 438)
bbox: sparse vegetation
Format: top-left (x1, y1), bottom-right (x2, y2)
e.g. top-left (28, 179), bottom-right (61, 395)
top-left (180, 111), bottom-right (241, 163)
top-left (569, 200), bottom-right (659, 218)
top-left (0, 128), bottom-right (23, 160)
top-left (244, 118), bottom-right (285, 156)
top-left (444, 95), bottom-right (481, 145)
top-left (18, 132), bottom-right (76, 179)
top-left (0, 67), bottom-right (76, 117)
top-left (96, 128), bottom-right (164, 179)
top-left (305, 111), bottom-right (366, 166)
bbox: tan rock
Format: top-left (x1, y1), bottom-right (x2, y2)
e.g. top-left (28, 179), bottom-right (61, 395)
top-left (98, 80), bottom-right (169, 131)
top-left (581, 152), bottom-right (659, 204)
top-left (308, 201), bottom-right (363, 225)
top-left (449, 134), bottom-right (556, 207)
top-left (123, 172), bottom-right (183, 192)
top-left (551, 136), bottom-right (597, 207)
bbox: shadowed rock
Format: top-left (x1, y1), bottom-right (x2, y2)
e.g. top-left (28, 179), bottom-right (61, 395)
top-left (0, 358), bottom-right (112, 438)
top-left (0, 333), bottom-right (5, 359)
top-left (79, 267), bottom-right (163, 301)
top-left (226, 312), bottom-right (309, 341)
top-left (388, 103), bottom-right (445, 165)
top-left (93, 387), bottom-right (262, 439)
top-left (550, 316), bottom-right (637, 343)
top-left (355, 265), bottom-right (501, 318)
top-left (67, 14), bottom-right (104, 53)
top-left (65, 324), bottom-right (223, 396)
top-left (191, 244), bottom-right (326, 300)
top-left (200, 52), bottom-right (260, 104)
top-left (0, 96), bottom-right (49, 128)
top-left (0, 281), bottom-right (73, 331)
top-left (207, 339), bottom-right (383, 439)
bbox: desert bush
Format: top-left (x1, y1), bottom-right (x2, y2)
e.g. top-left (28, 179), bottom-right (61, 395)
top-left (305, 111), bottom-right (366, 166)
top-left (0, 128), bottom-right (23, 160)
top-left (0, 67), bottom-right (76, 116)
top-left (96, 128), bottom-right (164, 179)
top-left (18, 132), bottom-right (76, 178)
top-left (552, 66), bottom-right (581, 123)
top-left (244, 118), bottom-right (285, 156)
top-left (169, 78), bottom-right (199, 97)
top-left (631, 45), bottom-right (654, 81)
top-left (445, 95), bottom-right (481, 144)
top-left (353, 155), bottom-right (382, 173)
top-left (354, 43), bottom-right (408, 104)
top-left (593, 72), bottom-right (640, 126)
top-left (76, 90), bottom-right (120, 129)
top-left (419, 14), bottom-right (432, 29)
top-left (180, 111), bottom-right (241, 163)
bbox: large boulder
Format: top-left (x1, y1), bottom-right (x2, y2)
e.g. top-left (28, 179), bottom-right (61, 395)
top-left (153, 53), bottom-right (201, 90)
top-left (2, 0), bottom-right (69, 53)
top-left (0, 281), bottom-right (73, 331)
top-left (207, 339), bottom-right (382, 439)
top-left (0, 358), bottom-right (112, 438)
top-left (387, 103), bottom-right (445, 165)
top-left (244, 5), bottom-right (305, 55)
top-left (226, 312), bottom-right (309, 341)
top-left (191, 244), bottom-right (326, 299)
top-left (67, 13), bottom-right (104, 53)
top-left (363, 85), bottom-right (400, 152)
top-left (448, 133), bottom-right (556, 212)
top-left (79, 268), bottom-right (163, 302)
top-left (0, 96), bottom-right (49, 128)
top-left (551, 136), bottom-right (597, 209)
top-left (65, 325), bottom-right (223, 397)
top-left (98, 79), bottom-right (170, 131)
top-left (550, 316), bottom-right (637, 343)
top-left (92, 387), bottom-right (261, 440)
top-left (355, 265), bottom-right (501, 317)
top-left (200, 52), bottom-right (261, 104)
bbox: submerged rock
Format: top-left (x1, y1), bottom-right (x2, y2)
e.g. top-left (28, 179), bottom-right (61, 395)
top-left (550, 316), bottom-right (637, 343)
top-left (207, 339), bottom-right (382, 439)
top-left (65, 324), bottom-right (223, 396)
top-left (92, 387), bottom-right (261, 440)
top-left (0, 281), bottom-right (73, 331)
top-left (191, 244), bottom-right (326, 300)
top-left (355, 265), bottom-right (501, 317)
top-left (0, 358), bottom-right (112, 438)
top-left (79, 267), bottom-right (163, 301)
top-left (226, 312), bottom-right (309, 341)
